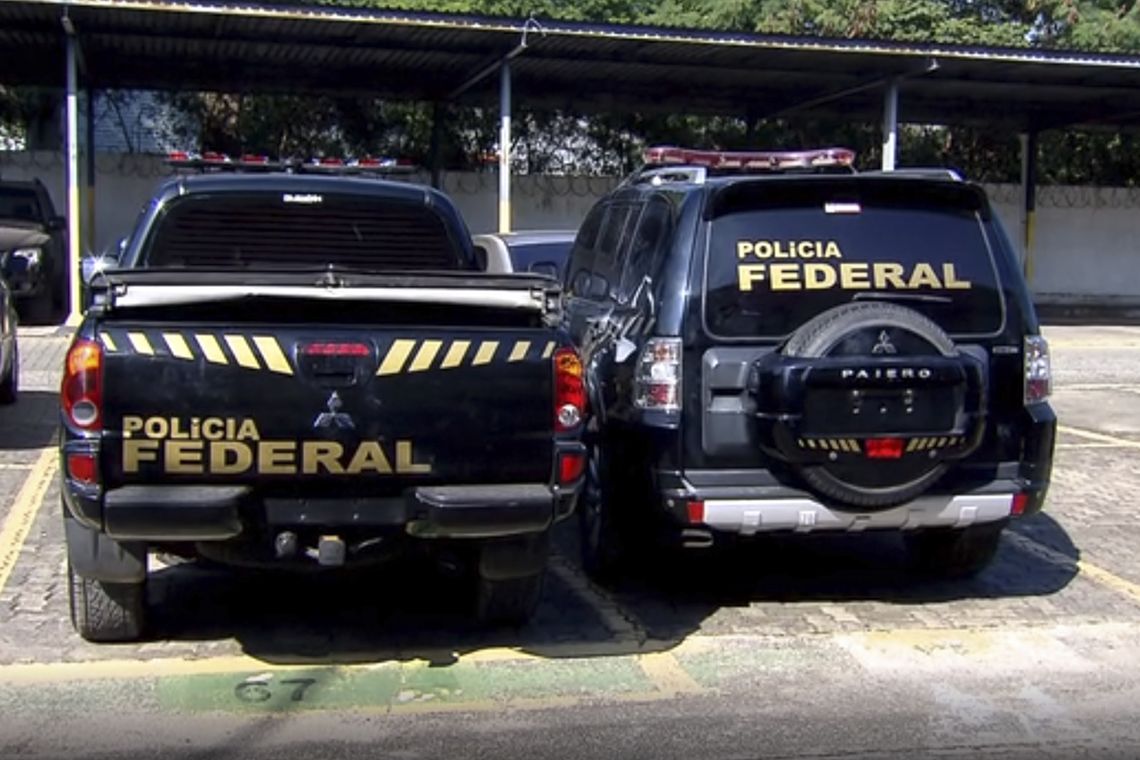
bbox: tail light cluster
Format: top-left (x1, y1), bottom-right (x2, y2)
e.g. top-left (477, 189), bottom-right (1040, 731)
top-left (1024, 335), bottom-right (1052, 405)
top-left (553, 347), bottom-right (585, 433)
top-left (553, 347), bottom-right (587, 485)
top-left (634, 338), bottom-right (682, 412)
top-left (62, 339), bottom-right (103, 431)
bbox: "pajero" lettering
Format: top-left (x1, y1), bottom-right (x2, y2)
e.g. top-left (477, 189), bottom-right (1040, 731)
top-left (120, 415), bottom-right (432, 476)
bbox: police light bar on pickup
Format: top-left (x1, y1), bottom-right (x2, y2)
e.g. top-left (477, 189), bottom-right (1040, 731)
top-left (643, 146), bottom-right (856, 170)
top-left (165, 152), bottom-right (417, 175)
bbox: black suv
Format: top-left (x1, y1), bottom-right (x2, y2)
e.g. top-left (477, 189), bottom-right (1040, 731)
top-left (566, 146), bottom-right (1055, 580)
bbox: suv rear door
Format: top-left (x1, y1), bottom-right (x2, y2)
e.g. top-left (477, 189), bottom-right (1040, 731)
top-left (691, 176), bottom-right (1022, 473)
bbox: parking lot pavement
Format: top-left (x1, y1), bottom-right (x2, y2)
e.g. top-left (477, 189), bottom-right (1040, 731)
top-left (2, 325), bottom-right (1140, 759)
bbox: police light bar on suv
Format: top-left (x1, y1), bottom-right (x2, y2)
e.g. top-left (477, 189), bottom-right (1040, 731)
top-left (643, 146), bottom-right (856, 171)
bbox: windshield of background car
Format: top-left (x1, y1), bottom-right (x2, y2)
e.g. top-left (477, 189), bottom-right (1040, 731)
top-left (0, 189), bottom-right (41, 222)
top-left (507, 241), bottom-right (572, 277)
top-left (142, 192), bottom-right (466, 270)
top-left (703, 178), bottom-right (1006, 339)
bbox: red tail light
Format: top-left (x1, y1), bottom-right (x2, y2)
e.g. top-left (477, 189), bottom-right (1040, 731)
top-left (865, 437), bottom-right (904, 459)
top-left (301, 342), bottom-right (370, 357)
top-left (686, 500), bottom-right (705, 524)
top-left (557, 451), bottom-right (586, 485)
top-left (67, 452), bottom-right (98, 484)
top-left (1011, 493), bottom-right (1030, 516)
top-left (554, 347), bottom-right (585, 433)
top-left (62, 339), bottom-right (103, 431)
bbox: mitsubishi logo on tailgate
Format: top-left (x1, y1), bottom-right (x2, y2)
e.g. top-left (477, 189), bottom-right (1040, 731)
top-left (313, 391), bottom-right (355, 430)
top-left (872, 330), bottom-right (898, 355)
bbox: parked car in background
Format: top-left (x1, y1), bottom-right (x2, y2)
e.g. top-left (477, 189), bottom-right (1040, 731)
top-left (0, 277), bottom-right (17, 404)
top-left (0, 179), bottom-right (68, 323)
top-left (473, 230), bottom-right (575, 279)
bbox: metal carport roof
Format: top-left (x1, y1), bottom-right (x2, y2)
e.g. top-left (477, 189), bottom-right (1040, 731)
top-left (2, 0), bottom-right (1140, 130)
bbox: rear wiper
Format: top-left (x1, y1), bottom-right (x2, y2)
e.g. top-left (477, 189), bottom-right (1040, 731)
top-left (852, 291), bottom-right (953, 305)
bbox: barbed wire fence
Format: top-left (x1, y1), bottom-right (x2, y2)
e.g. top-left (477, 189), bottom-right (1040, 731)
top-left (2, 151), bottom-right (1138, 210)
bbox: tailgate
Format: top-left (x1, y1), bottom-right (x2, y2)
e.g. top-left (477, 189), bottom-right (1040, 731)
top-left (98, 323), bottom-right (558, 492)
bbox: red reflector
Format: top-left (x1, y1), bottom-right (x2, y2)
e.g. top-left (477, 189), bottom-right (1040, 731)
top-left (686, 500), bottom-right (705, 524)
top-left (558, 452), bottom-right (585, 484)
top-left (866, 438), bottom-right (905, 459)
top-left (1011, 493), bottom-right (1030, 516)
top-left (301, 342), bottom-right (370, 357)
top-left (67, 453), bottom-right (97, 484)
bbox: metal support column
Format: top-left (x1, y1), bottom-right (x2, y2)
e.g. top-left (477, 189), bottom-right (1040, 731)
top-left (429, 102), bottom-right (444, 190)
top-left (881, 79), bottom-right (899, 171)
top-left (1019, 131), bottom-right (1039, 281)
top-left (497, 61), bottom-right (511, 234)
top-left (64, 30), bottom-right (83, 326)
top-left (85, 89), bottom-right (96, 252)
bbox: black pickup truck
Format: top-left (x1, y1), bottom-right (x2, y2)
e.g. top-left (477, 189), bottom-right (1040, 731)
top-left (60, 173), bottom-right (586, 641)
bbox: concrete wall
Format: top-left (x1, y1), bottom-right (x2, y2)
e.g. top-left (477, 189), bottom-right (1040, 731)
top-left (2, 151), bottom-right (1137, 304)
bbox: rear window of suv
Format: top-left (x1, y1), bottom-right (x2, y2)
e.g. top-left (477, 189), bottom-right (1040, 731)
top-left (703, 178), bottom-right (1006, 339)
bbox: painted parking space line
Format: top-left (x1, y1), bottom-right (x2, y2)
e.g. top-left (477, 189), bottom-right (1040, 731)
top-left (1057, 425), bottom-right (1140, 449)
top-left (637, 651), bottom-right (703, 695)
top-left (1005, 531), bottom-right (1140, 606)
top-left (0, 448), bottom-right (57, 599)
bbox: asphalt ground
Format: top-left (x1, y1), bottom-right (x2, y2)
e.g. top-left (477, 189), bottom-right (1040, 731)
top-left (1, 324), bottom-right (1139, 759)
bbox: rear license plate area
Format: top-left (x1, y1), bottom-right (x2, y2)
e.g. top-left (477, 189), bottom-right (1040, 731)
top-left (802, 387), bottom-right (958, 436)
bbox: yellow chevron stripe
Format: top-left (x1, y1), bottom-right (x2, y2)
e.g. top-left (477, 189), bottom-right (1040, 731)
top-left (473, 341), bottom-right (499, 366)
top-left (907, 438), bottom-right (920, 452)
top-left (508, 341), bottom-right (531, 362)
top-left (378, 339), bottom-right (416, 376)
top-left (100, 332), bottom-right (118, 352)
top-left (806, 439), bottom-right (817, 450)
top-left (798, 439), bottom-right (805, 448)
top-left (542, 341), bottom-right (556, 359)
top-left (849, 439), bottom-right (861, 453)
top-left (409, 340), bottom-right (443, 372)
top-left (253, 336), bottom-right (293, 375)
top-left (195, 334), bottom-right (227, 365)
top-left (224, 335), bottom-right (260, 370)
top-left (127, 332), bottom-right (153, 356)
top-left (162, 333), bottom-right (194, 361)
top-left (441, 340), bottom-right (470, 369)
top-left (937, 437), bottom-right (948, 448)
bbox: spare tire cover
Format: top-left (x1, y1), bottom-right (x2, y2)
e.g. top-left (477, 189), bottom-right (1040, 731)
top-left (782, 301), bottom-right (961, 510)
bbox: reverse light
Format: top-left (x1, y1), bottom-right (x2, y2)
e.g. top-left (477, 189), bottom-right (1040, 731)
top-left (1024, 335), bottom-right (1052, 405)
top-left (554, 347), bottom-right (586, 433)
top-left (634, 338), bottom-right (682, 412)
top-left (62, 339), bottom-right (103, 431)
top-left (865, 437), bottom-right (905, 460)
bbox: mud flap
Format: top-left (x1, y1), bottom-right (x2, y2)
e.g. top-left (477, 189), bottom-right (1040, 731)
top-left (477, 531), bottom-right (550, 581)
top-left (65, 513), bottom-right (147, 583)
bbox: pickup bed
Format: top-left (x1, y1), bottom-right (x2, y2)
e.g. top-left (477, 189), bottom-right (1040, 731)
top-left (61, 174), bottom-right (586, 641)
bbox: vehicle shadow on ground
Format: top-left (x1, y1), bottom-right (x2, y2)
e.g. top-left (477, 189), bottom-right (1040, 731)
top-left (0, 390), bottom-right (59, 449)
top-left (607, 512), bottom-right (1080, 640)
top-left (143, 512), bottom-right (1077, 664)
top-left (144, 549), bottom-right (674, 665)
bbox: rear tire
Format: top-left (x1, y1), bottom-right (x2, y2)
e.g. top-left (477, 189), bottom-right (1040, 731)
top-left (0, 341), bottom-right (17, 405)
top-left (67, 562), bottom-right (146, 642)
top-left (475, 570), bottom-right (544, 627)
top-left (904, 521), bottom-right (1005, 579)
top-left (579, 442), bottom-right (630, 584)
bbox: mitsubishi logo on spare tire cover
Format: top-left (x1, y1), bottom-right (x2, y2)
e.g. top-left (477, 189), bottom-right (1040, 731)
top-left (775, 301), bottom-right (976, 512)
